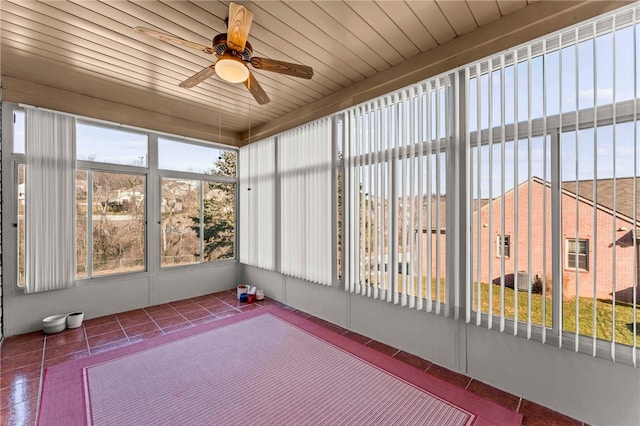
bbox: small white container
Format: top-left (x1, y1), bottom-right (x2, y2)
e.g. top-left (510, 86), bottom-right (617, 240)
top-left (256, 289), bottom-right (265, 301)
top-left (42, 314), bottom-right (67, 334)
top-left (66, 311), bottom-right (84, 329)
top-left (237, 284), bottom-right (248, 299)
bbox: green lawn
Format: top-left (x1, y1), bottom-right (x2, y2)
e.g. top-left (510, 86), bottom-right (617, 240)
top-left (473, 282), bottom-right (640, 346)
top-left (378, 276), bottom-right (640, 347)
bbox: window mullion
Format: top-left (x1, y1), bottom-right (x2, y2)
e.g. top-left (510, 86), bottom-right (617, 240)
top-left (199, 180), bottom-right (205, 263)
top-left (551, 129), bottom-right (563, 339)
top-left (87, 170), bottom-right (93, 278)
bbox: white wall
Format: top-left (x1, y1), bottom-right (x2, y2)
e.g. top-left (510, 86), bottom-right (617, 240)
top-left (3, 261), bottom-right (239, 336)
top-left (242, 264), bottom-right (640, 426)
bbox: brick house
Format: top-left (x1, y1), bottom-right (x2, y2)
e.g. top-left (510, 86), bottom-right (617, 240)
top-left (420, 177), bottom-right (640, 301)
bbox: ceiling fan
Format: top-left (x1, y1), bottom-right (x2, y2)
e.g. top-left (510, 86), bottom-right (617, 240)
top-left (135, 2), bottom-right (314, 105)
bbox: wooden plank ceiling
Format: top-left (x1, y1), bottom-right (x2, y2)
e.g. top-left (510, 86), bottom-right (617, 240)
top-left (0, 0), bottom-right (601, 146)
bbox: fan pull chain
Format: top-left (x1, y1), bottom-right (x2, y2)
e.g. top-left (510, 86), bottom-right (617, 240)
top-left (247, 87), bottom-right (252, 191)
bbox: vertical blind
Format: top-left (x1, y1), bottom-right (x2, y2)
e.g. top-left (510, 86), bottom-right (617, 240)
top-left (239, 137), bottom-right (276, 271)
top-left (279, 118), bottom-right (333, 285)
top-left (465, 6), bottom-right (640, 364)
top-left (343, 76), bottom-right (451, 313)
top-left (25, 108), bottom-right (76, 293)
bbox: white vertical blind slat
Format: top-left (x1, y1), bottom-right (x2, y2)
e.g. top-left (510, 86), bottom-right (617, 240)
top-left (611, 15), bottom-right (619, 361)
top-left (499, 55), bottom-right (507, 333)
top-left (513, 48), bottom-right (520, 337)
top-left (591, 21), bottom-right (599, 356)
top-left (417, 84), bottom-right (425, 311)
top-left (409, 88), bottom-right (417, 308)
top-left (426, 84), bottom-right (434, 313)
top-left (633, 8), bottom-right (639, 365)
top-left (435, 82), bottom-right (443, 315)
top-left (487, 57), bottom-right (494, 330)
top-left (474, 63), bottom-right (482, 326)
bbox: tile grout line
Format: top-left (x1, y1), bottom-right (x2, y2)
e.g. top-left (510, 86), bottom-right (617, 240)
top-left (83, 324), bottom-right (91, 355)
top-left (142, 308), bottom-right (168, 337)
top-left (516, 397), bottom-right (523, 413)
top-left (33, 335), bottom-right (48, 426)
top-left (113, 316), bottom-right (131, 344)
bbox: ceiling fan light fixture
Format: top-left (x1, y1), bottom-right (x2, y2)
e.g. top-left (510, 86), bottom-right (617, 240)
top-left (215, 56), bottom-right (249, 83)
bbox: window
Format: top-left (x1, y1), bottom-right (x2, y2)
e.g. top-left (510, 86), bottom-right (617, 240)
top-left (89, 171), bottom-right (146, 276)
top-left (77, 123), bottom-right (148, 166)
top-left (158, 138), bottom-right (236, 176)
top-left (161, 178), bottom-right (200, 267)
top-left (160, 141), bottom-right (237, 268)
top-left (341, 77), bottom-right (451, 310)
top-left (161, 179), bottom-right (236, 267)
top-left (465, 6), bottom-right (640, 357)
top-left (13, 110), bottom-right (25, 154)
top-left (14, 111), bottom-right (26, 285)
top-left (496, 235), bottom-right (511, 258)
top-left (76, 170), bottom-right (88, 279)
top-left (201, 181), bottom-right (235, 261)
top-left (566, 239), bottom-right (589, 271)
top-left (8, 106), bottom-right (238, 289)
top-left (17, 164), bottom-right (25, 286)
top-left (75, 122), bottom-right (149, 278)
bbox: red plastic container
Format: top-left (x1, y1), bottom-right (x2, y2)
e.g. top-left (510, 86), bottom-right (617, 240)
top-left (247, 294), bottom-right (256, 303)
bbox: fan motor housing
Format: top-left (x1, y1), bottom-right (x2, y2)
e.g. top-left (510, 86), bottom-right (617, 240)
top-left (213, 33), bottom-right (252, 61)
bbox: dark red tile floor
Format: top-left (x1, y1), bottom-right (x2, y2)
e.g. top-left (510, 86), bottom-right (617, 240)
top-left (0, 289), bottom-right (584, 426)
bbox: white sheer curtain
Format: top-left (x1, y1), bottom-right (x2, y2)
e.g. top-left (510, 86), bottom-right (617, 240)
top-left (279, 118), bottom-right (333, 285)
top-left (239, 137), bottom-right (276, 270)
top-left (25, 108), bottom-right (76, 293)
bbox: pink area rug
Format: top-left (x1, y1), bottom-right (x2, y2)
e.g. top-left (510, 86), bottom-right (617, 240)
top-left (38, 306), bottom-right (522, 425)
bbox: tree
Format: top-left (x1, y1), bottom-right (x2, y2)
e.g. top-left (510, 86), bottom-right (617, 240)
top-left (191, 151), bottom-right (236, 260)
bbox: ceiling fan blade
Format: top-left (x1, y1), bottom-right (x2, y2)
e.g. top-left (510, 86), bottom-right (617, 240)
top-left (250, 57), bottom-right (314, 79)
top-left (244, 70), bottom-right (270, 105)
top-left (227, 2), bottom-right (253, 53)
top-left (134, 27), bottom-right (215, 54)
top-left (178, 65), bottom-right (216, 88)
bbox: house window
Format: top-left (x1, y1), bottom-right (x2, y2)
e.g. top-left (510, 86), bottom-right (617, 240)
top-left (496, 235), bottom-right (511, 258)
top-left (566, 239), bottom-right (589, 271)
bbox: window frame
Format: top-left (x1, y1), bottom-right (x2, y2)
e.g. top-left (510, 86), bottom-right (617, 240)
top-left (3, 103), bottom-right (239, 290)
top-left (78, 166), bottom-right (148, 279)
top-left (495, 234), bottom-right (511, 258)
top-left (565, 238), bottom-right (589, 272)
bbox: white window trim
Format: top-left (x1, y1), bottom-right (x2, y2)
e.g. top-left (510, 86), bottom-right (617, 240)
top-left (565, 238), bottom-right (589, 272)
